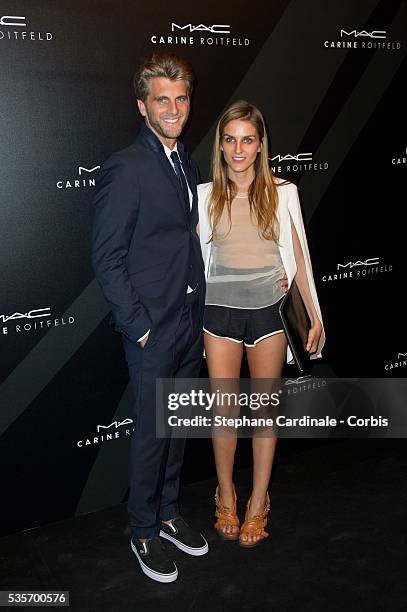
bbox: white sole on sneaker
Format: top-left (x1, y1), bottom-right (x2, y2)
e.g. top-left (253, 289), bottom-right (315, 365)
top-left (130, 540), bottom-right (178, 583)
top-left (159, 530), bottom-right (209, 556)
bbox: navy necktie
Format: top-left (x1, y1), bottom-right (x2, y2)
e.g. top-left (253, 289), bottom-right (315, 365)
top-left (170, 150), bottom-right (190, 213)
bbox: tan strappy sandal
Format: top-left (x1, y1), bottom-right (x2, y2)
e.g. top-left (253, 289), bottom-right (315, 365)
top-left (214, 485), bottom-right (240, 541)
top-left (239, 493), bottom-right (270, 548)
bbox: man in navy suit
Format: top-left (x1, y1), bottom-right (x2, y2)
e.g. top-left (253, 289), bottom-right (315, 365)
top-left (92, 53), bottom-right (207, 583)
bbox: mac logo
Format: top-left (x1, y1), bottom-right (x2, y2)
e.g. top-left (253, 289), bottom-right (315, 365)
top-left (96, 418), bottom-right (133, 432)
top-left (78, 165), bottom-right (100, 175)
top-left (0, 15), bottom-right (26, 27)
top-left (271, 153), bottom-right (313, 163)
top-left (284, 378), bottom-right (307, 385)
top-left (171, 23), bottom-right (230, 34)
top-left (337, 257), bottom-right (380, 270)
top-left (0, 308), bottom-right (51, 324)
top-left (340, 29), bottom-right (386, 39)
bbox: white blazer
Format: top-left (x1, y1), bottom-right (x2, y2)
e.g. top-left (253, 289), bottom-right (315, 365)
top-left (197, 179), bottom-right (325, 363)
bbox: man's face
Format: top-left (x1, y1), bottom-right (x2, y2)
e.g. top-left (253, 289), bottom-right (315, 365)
top-left (137, 77), bottom-right (190, 148)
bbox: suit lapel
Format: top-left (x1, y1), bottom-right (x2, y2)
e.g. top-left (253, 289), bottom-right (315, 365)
top-left (136, 124), bottom-right (191, 221)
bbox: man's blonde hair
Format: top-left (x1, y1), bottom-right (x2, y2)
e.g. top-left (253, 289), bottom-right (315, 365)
top-left (134, 53), bottom-right (194, 102)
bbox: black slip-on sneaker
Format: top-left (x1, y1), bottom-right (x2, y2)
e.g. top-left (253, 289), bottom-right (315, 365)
top-left (130, 536), bottom-right (178, 583)
top-left (159, 517), bottom-right (209, 556)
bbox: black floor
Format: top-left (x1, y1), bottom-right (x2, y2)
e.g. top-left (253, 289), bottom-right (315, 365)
top-left (1, 439), bottom-right (406, 612)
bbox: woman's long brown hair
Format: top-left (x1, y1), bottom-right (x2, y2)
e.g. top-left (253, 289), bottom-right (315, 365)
top-left (209, 100), bottom-right (279, 242)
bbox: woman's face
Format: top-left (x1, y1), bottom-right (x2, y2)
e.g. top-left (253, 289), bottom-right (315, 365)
top-left (221, 119), bottom-right (261, 176)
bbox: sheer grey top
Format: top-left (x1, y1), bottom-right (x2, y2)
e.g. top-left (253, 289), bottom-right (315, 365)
top-left (205, 194), bottom-right (286, 309)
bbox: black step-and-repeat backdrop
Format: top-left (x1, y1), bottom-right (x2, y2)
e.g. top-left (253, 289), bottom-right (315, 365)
top-left (0, 0), bottom-right (406, 536)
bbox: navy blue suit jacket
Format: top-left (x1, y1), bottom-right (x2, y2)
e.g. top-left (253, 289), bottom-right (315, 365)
top-left (92, 123), bottom-right (205, 344)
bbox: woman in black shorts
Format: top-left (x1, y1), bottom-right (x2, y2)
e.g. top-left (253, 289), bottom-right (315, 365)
top-left (198, 101), bottom-right (324, 547)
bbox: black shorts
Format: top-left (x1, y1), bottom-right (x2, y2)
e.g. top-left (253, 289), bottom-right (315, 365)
top-left (203, 300), bottom-right (285, 347)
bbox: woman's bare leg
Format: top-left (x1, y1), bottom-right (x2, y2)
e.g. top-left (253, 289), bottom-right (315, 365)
top-left (205, 333), bottom-right (243, 536)
top-left (243, 332), bottom-right (287, 543)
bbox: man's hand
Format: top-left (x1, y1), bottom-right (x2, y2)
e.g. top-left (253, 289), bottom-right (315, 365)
top-left (139, 333), bottom-right (149, 348)
top-left (279, 276), bottom-right (289, 293)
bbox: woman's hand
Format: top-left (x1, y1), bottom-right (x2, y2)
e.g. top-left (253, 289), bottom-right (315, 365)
top-left (306, 319), bottom-right (323, 354)
top-left (279, 276), bottom-right (289, 293)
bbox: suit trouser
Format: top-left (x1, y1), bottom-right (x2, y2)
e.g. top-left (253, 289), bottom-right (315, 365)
top-left (122, 294), bottom-right (203, 539)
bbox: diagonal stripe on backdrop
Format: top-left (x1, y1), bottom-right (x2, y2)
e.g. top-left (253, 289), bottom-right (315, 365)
top-left (194, 0), bottom-right (406, 226)
top-left (296, 0), bottom-right (404, 165)
top-left (193, 0), bottom-right (380, 178)
top-left (299, 2), bottom-right (407, 217)
top-left (0, 280), bottom-right (109, 435)
top-left (75, 382), bottom-right (133, 515)
top-left (300, 53), bottom-right (406, 219)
